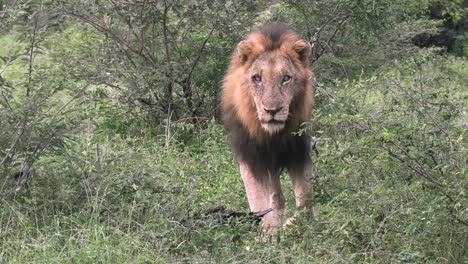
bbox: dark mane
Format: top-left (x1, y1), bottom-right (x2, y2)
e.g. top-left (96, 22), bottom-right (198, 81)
top-left (258, 25), bottom-right (293, 50)
top-left (229, 118), bottom-right (310, 175)
top-left (221, 25), bottom-right (313, 176)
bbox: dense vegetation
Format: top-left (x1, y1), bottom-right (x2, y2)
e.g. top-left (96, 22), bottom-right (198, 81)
top-left (0, 0), bottom-right (466, 262)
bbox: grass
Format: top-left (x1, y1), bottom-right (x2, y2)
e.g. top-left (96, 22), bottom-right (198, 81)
top-left (1, 54), bottom-right (467, 263)
top-left (1, 122), bottom-right (466, 263)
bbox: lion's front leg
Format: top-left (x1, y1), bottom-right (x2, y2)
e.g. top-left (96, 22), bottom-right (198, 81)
top-left (239, 162), bottom-right (285, 231)
top-left (287, 159), bottom-right (314, 224)
top-left (263, 169), bottom-right (285, 231)
top-left (239, 161), bottom-right (269, 213)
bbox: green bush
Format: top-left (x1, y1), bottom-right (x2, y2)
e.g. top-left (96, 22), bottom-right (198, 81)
top-left (1, 1), bottom-right (466, 263)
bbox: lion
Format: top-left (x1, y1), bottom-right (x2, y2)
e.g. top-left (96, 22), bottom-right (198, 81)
top-left (221, 25), bottom-right (315, 233)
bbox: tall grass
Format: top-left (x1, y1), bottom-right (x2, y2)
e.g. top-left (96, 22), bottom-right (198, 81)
top-left (1, 56), bottom-right (467, 263)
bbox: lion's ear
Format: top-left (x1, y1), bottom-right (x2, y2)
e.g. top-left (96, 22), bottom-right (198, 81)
top-left (293, 40), bottom-right (311, 66)
top-left (237, 40), bottom-right (253, 64)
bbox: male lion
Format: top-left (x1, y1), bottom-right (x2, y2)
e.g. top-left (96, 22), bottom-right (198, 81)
top-left (221, 25), bottom-right (314, 233)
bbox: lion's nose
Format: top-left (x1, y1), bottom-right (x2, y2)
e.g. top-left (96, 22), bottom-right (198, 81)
top-left (264, 106), bottom-right (283, 116)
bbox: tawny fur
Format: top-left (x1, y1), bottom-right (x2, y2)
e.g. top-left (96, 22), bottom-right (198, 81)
top-left (222, 28), bottom-right (314, 142)
top-left (221, 25), bottom-right (315, 233)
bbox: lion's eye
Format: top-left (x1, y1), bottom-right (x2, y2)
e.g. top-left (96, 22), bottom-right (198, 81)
top-left (252, 75), bottom-right (262, 83)
top-left (282, 75), bottom-right (292, 84)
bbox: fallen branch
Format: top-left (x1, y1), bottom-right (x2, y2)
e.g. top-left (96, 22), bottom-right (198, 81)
top-left (204, 205), bottom-right (272, 224)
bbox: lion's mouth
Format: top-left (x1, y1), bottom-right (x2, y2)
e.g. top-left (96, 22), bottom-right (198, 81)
top-left (260, 119), bottom-right (286, 134)
top-left (262, 119), bottom-right (286, 124)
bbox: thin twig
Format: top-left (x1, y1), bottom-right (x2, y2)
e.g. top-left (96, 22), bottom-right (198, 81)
top-left (165, 107), bottom-right (173, 153)
top-left (26, 11), bottom-right (39, 97)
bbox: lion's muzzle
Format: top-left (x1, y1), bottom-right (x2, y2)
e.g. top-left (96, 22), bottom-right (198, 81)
top-left (263, 106), bottom-right (283, 116)
top-left (259, 105), bottom-right (288, 133)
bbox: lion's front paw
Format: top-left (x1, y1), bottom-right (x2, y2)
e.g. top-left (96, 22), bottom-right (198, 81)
top-left (283, 208), bottom-right (315, 227)
top-left (284, 215), bottom-right (297, 227)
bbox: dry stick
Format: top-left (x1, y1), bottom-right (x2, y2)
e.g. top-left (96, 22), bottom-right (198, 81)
top-left (165, 107), bottom-right (173, 153)
top-left (204, 205), bottom-right (273, 224)
top-left (96, 143), bottom-right (101, 167)
top-left (27, 12), bottom-right (39, 97)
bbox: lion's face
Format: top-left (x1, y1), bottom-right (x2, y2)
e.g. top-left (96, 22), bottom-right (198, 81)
top-left (222, 28), bottom-right (313, 140)
top-left (245, 51), bottom-right (299, 134)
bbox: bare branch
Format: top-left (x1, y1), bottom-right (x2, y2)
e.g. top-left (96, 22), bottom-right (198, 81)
top-left (26, 11), bottom-right (40, 97)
